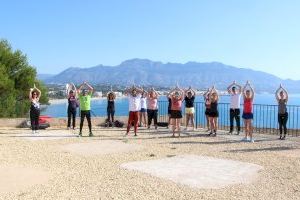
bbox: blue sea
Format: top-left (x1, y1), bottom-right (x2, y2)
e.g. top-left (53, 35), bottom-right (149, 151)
top-left (41, 94), bottom-right (300, 130)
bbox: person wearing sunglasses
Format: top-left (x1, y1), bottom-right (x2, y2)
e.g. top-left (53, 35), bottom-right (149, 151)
top-left (29, 84), bottom-right (41, 134)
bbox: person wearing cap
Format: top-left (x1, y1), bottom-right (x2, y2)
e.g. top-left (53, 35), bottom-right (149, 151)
top-left (124, 86), bottom-right (143, 136)
top-left (227, 81), bottom-right (242, 135)
top-left (77, 82), bottom-right (94, 137)
top-left (67, 83), bottom-right (78, 130)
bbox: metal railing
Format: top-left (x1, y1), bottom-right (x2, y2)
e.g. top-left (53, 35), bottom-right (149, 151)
top-left (158, 101), bottom-right (300, 136)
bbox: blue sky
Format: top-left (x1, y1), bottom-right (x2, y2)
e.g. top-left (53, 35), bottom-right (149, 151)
top-left (1, 0), bottom-right (299, 79)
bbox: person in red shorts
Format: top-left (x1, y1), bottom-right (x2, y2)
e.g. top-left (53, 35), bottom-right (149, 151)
top-left (124, 86), bottom-right (143, 136)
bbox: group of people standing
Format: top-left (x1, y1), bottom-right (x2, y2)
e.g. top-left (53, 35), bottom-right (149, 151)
top-left (28, 81), bottom-right (290, 141)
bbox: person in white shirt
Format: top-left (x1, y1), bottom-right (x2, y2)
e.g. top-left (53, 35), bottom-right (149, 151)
top-left (124, 86), bottom-right (143, 136)
top-left (227, 81), bottom-right (242, 135)
top-left (139, 90), bottom-right (148, 127)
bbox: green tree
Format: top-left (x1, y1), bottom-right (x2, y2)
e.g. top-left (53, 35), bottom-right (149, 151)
top-left (0, 39), bottom-right (49, 117)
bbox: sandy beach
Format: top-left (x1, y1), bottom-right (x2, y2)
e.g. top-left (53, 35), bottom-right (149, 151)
top-left (0, 127), bottom-right (299, 199)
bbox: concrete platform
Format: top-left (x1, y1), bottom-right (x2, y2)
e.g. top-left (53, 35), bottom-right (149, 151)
top-left (121, 155), bottom-right (263, 189)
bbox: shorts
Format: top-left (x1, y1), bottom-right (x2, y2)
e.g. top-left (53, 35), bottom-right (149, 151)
top-left (140, 108), bottom-right (147, 112)
top-left (205, 109), bottom-right (211, 116)
top-left (185, 107), bottom-right (195, 114)
top-left (242, 113), bottom-right (253, 120)
top-left (209, 111), bottom-right (219, 118)
top-left (170, 110), bottom-right (182, 119)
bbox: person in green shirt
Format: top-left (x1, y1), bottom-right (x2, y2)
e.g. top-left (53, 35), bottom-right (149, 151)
top-left (77, 82), bottom-right (94, 136)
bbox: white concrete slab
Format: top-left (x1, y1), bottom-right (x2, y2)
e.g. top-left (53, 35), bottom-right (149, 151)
top-left (0, 166), bottom-right (50, 194)
top-left (61, 140), bottom-right (142, 156)
top-left (121, 155), bottom-right (263, 189)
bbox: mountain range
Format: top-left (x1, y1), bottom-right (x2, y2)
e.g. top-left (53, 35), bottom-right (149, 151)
top-left (39, 59), bottom-right (300, 93)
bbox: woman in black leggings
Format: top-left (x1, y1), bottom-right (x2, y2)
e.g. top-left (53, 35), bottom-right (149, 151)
top-left (107, 91), bottom-right (116, 127)
top-left (29, 84), bottom-right (41, 134)
top-left (276, 84), bottom-right (289, 140)
top-left (67, 83), bottom-right (78, 130)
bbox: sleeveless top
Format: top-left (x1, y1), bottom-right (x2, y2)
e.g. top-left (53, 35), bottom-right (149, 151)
top-left (243, 98), bottom-right (253, 114)
top-left (107, 100), bottom-right (115, 110)
top-left (278, 99), bottom-right (287, 114)
top-left (205, 98), bottom-right (211, 109)
top-left (210, 101), bottom-right (218, 113)
top-left (30, 100), bottom-right (40, 112)
top-left (140, 97), bottom-right (147, 109)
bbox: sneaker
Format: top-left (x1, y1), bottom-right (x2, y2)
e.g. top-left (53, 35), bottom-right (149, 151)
top-left (208, 132), bottom-right (213, 136)
top-left (279, 135), bottom-right (282, 140)
top-left (78, 132), bottom-right (82, 137)
top-left (228, 131), bottom-right (233, 135)
top-left (250, 139), bottom-right (255, 143)
top-left (32, 130), bottom-right (35, 134)
top-left (236, 131), bottom-right (240, 135)
top-left (241, 137), bottom-right (248, 142)
top-left (89, 132), bottom-right (93, 137)
top-left (134, 133), bottom-right (137, 137)
top-left (282, 135), bottom-right (286, 140)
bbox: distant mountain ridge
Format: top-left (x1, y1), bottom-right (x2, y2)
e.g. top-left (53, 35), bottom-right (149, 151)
top-left (40, 59), bottom-right (300, 93)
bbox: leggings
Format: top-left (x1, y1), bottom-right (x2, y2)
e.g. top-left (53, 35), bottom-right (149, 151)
top-left (30, 109), bottom-right (40, 131)
top-left (80, 110), bottom-right (92, 133)
top-left (230, 109), bottom-right (241, 132)
top-left (107, 108), bottom-right (115, 122)
top-left (127, 111), bottom-right (139, 134)
top-left (67, 108), bottom-right (76, 128)
top-left (278, 113), bottom-right (288, 135)
top-left (147, 109), bottom-right (158, 126)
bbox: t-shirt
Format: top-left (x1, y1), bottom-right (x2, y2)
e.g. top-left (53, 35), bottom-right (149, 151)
top-left (79, 93), bottom-right (92, 111)
top-left (128, 94), bottom-right (142, 112)
top-left (171, 97), bottom-right (183, 111)
top-left (147, 97), bottom-right (158, 110)
top-left (230, 94), bottom-right (241, 109)
top-left (140, 97), bottom-right (147, 109)
top-left (184, 96), bottom-right (195, 108)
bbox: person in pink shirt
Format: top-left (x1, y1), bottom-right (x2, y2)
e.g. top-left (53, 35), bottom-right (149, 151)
top-left (147, 88), bottom-right (159, 130)
top-left (167, 86), bottom-right (184, 137)
top-left (242, 81), bottom-right (255, 142)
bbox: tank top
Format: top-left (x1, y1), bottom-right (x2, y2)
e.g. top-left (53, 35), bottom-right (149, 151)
top-left (107, 100), bottom-right (115, 110)
top-left (171, 97), bottom-right (183, 111)
top-left (147, 97), bottom-right (158, 110)
top-left (278, 99), bottom-right (287, 114)
top-left (30, 100), bottom-right (40, 112)
top-left (205, 98), bottom-right (211, 109)
top-left (140, 97), bottom-right (147, 109)
top-left (210, 101), bottom-right (218, 112)
top-left (184, 96), bottom-right (195, 108)
top-left (243, 98), bottom-right (253, 113)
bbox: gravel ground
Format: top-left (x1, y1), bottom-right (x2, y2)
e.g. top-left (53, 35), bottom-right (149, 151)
top-left (0, 126), bottom-right (299, 200)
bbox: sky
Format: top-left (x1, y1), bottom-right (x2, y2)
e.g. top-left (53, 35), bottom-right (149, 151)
top-left (0, 0), bottom-right (299, 79)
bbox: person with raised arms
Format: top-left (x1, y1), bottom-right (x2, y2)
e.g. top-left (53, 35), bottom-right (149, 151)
top-left (67, 83), bottom-right (78, 130)
top-left (203, 88), bottom-right (211, 131)
top-left (227, 81), bottom-right (242, 135)
top-left (167, 86), bottom-right (184, 137)
top-left (107, 89), bottom-right (116, 127)
top-left (139, 89), bottom-right (148, 127)
top-left (147, 88), bottom-right (159, 130)
top-left (276, 84), bottom-right (289, 140)
top-left (29, 84), bottom-right (41, 134)
top-left (242, 81), bottom-right (255, 142)
top-left (77, 82), bottom-right (94, 137)
top-left (184, 86), bottom-right (196, 131)
top-left (124, 86), bottom-right (143, 136)
top-left (207, 86), bottom-right (219, 137)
